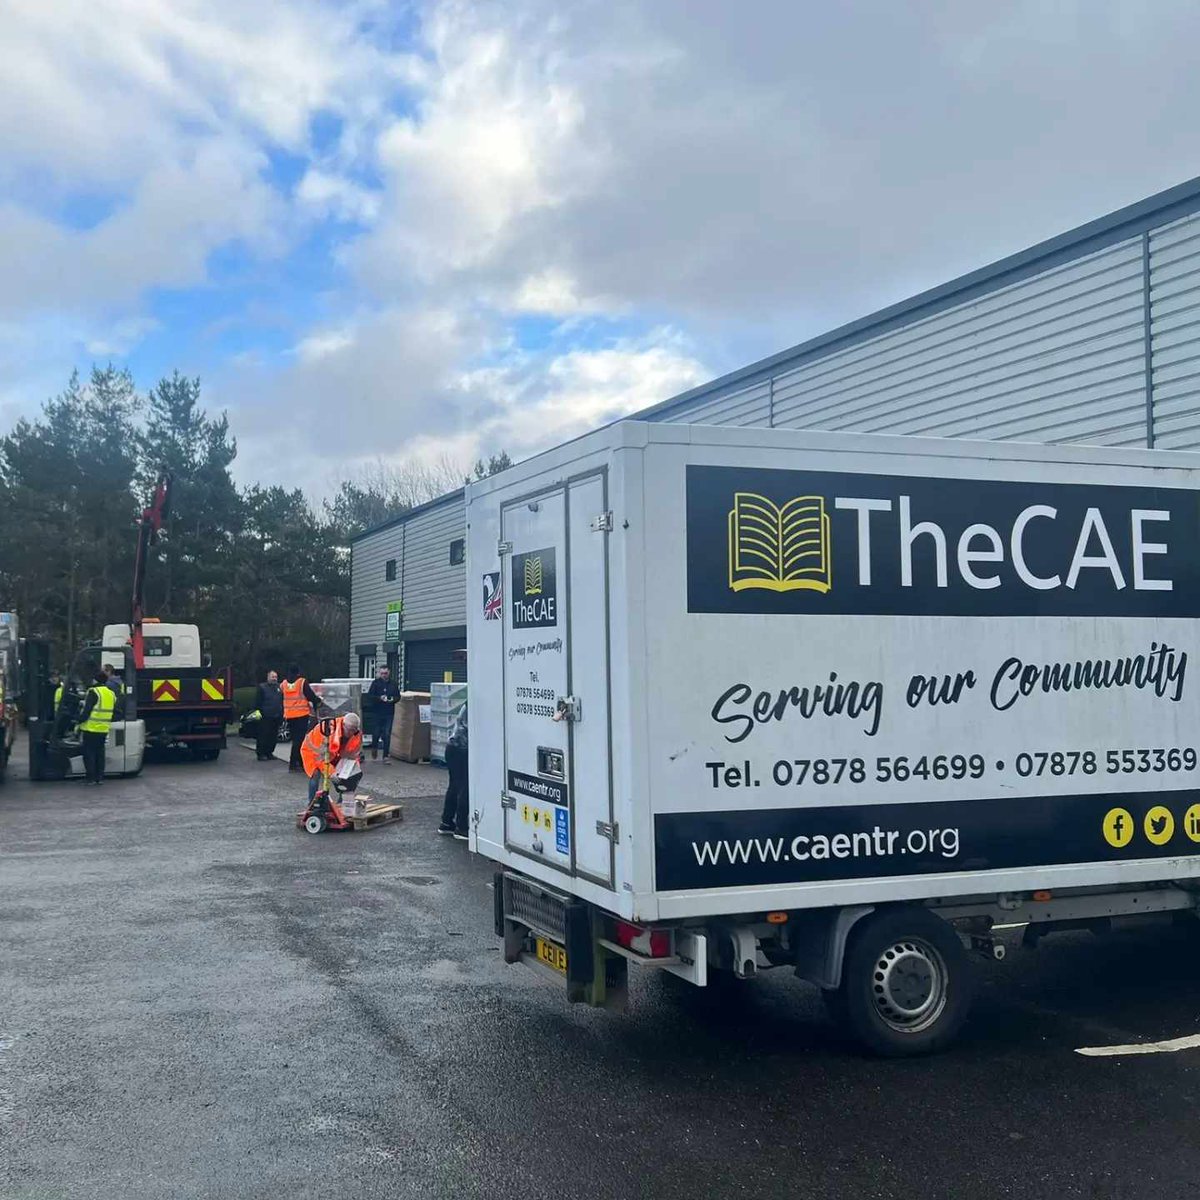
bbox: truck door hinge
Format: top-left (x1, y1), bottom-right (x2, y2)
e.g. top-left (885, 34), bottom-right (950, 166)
top-left (500, 793), bottom-right (516, 810)
top-left (590, 511), bottom-right (613, 532)
top-left (497, 539), bottom-right (513, 556)
top-left (596, 820), bottom-right (620, 843)
top-left (554, 696), bottom-right (581, 723)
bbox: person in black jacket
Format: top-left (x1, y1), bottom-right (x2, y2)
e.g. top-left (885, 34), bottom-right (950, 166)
top-left (438, 700), bottom-right (469, 839)
top-left (365, 666), bottom-right (399, 762)
top-left (255, 669), bottom-right (284, 761)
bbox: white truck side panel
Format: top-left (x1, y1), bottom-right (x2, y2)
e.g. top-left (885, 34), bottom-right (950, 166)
top-left (470, 422), bottom-right (1200, 923)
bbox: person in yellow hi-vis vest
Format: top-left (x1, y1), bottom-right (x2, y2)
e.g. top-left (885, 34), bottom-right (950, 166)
top-left (76, 670), bottom-right (115, 786)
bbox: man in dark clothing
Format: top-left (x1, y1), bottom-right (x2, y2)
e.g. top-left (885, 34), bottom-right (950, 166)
top-left (101, 663), bottom-right (124, 719)
top-left (255, 669), bottom-right (284, 761)
top-left (365, 666), bottom-right (399, 762)
top-left (438, 700), bottom-right (469, 839)
top-left (282, 666), bottom-right (322, 772)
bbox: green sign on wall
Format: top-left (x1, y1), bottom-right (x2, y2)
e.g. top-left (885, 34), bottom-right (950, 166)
top-left (385, 600), bottom-right (403, 640)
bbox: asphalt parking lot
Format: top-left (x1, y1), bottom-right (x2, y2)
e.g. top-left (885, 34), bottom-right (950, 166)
top-left (5, 740), bottom-right (1200, 1200)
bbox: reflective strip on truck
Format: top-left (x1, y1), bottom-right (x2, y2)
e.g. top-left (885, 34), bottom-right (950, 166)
top-left (151, 678), bottom-right (180, 702)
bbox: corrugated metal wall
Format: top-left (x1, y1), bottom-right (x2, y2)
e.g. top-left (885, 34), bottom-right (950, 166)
top-left (348, 523), bottom-right (403, 676)
top-left (398, 501), bottom-right (467, 631)
top-left (347, 497), bottom-right (467, 677)
top-left (678, 378), bottom-right (773, 427)
top-left (1150, 213), bottom-right (1200, 450)
top-left (657, 237), bottom-right (1153, 449)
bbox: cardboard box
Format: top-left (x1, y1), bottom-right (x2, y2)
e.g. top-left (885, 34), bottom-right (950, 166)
top-left (391, 691), bottom-right (431, 762)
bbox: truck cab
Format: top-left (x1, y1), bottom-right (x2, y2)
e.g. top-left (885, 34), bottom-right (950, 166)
top-left (101, 622), bottom-right (204, 670)
top-left (100, 621), bottom-right (232, 759)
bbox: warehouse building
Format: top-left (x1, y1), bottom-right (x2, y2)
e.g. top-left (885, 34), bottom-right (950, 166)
top-left (348, 489), bottom-right (467, 690)
top-left (349, 174), bottom-right (1200, 679)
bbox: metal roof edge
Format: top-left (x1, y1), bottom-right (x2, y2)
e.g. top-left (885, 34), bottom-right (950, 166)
top-left (635, 173), bottom-right (1200, 424)
top-left (349, 486), bottom-right (465, 544)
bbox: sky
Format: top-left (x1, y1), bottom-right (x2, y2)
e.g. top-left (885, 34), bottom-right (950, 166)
top-left (3, 0), bottom-right (1200, 494)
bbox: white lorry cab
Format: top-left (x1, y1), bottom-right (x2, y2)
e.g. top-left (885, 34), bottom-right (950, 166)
top-left (101, 622), bottom-right (203, 670)
top-left (467, 420), bottom-right (1200, 1055)
top-left (100, 622), bottom-right (233, 759)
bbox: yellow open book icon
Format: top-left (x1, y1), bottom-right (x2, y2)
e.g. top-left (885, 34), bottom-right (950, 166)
top-left (524, 556), bottom-right (544, 595)
top-left (727, 492), bottom-right (832, 593)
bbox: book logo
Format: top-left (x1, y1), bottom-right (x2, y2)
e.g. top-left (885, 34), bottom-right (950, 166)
top-left (524, 556), bottom-right (544, 595)
top-left (727, 491), bottom-right (832, 594)
top-left (512, 548), bottom-right (557, 629)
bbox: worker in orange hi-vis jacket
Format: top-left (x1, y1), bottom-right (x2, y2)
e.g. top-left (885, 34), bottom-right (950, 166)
top-left (281, 665), bottom-right (321, 772)
top-left (300, 712), bottom-right (363, 804)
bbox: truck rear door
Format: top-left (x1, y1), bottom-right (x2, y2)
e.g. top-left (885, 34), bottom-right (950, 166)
top-left (500, 472), bottom-right (615, 887)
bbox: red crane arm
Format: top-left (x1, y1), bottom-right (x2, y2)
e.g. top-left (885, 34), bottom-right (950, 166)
top-left (131, 471), bottom-right (172, 670)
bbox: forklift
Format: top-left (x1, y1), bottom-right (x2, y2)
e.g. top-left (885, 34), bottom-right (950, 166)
top-left (24, 637), bottom-right (146, 781)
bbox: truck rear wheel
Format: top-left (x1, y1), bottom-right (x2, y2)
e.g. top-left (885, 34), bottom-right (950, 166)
top-left (832, 906), bottom-right (973, 1057)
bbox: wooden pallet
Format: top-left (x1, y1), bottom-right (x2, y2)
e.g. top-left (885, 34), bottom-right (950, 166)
top-left (343, 802), bottom-right (404, 831)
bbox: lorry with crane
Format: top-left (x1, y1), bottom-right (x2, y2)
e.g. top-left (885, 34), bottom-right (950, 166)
top-left (25, 469), bottom-right (235, 780)
top-left (100, 471), bottom-right (235, 760)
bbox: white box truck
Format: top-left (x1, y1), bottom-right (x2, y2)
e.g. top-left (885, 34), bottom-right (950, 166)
top-left (466, 421), bottom-right (1200, 1054)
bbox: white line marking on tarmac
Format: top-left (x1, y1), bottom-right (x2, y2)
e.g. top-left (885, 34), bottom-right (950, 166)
top-left (1076, 1033), bottom-right (1200, 1057)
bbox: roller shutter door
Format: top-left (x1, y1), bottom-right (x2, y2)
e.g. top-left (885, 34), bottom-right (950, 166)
top-left (403, 635), bottom-right (467, 693)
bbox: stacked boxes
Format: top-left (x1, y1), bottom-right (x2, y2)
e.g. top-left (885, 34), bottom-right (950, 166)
top-left (392, 691), bottom-right (432, 763)
top-left (309, 679), bottom-right (369, 720)
top-left (430, 682), bottom-right (468, 764)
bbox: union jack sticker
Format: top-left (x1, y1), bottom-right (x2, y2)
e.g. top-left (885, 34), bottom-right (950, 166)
top-left (483, 571), bottom-right (503, 620)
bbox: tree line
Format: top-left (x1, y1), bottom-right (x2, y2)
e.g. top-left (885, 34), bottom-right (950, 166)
top-left (0, 367), bottom-right (505, 684)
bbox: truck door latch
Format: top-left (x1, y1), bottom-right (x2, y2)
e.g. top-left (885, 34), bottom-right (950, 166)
top-left (554, 696), bottom-right (581, 723)
top-left (596, 821), bottom-right (620, 843)
top-left (590, 511), bottom-right (613, 532)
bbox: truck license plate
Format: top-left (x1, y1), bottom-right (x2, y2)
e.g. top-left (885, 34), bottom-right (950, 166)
top-left (534, 937), bottom-right (567, 975)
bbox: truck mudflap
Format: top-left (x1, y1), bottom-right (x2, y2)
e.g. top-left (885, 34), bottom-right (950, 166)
top-left (497, 871), bottom-right (628, 1008)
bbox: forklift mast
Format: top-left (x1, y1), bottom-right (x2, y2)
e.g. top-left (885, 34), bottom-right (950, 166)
top-left (131, 470), bottom-right (171, 670)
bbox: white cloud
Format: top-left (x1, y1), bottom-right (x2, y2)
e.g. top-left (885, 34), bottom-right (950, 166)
top-left (10, 0), bottom-right (1200, 498)
top-left (296, 169), bottom-right (381, 225)
top-left (225, 314), bottom-right (707, 491)
top-left (85, 317), bottom-right (162, 358)
top-left (458, 333), bottom-right (708, 460)
top-left (0, 0), bottom-right (409, 192)
top-left (0, 141), bottom-right (281, 317)
top-left (292, 327), bottom-right (358, 364)
top-left (509, 268), bottom-right (610, 317)
top-left (354, 10), bottom-right (595, 286)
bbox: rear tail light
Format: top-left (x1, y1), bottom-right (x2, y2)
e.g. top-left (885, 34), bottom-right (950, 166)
top-left (613, 920), bottom-right (671, 958)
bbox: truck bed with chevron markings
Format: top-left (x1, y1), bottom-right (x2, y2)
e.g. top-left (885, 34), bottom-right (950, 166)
top-left (134, 665), bottom-right (234, 759)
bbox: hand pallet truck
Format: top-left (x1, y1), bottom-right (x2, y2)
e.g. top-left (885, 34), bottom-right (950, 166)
top-left (295, 732), bottom-right (403, 834)
top-left (296, 733), bottom-right (364, 834)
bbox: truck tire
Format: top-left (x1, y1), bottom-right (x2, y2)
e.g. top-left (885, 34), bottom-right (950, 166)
top-left (833, 906), bottom-right (973, 1057)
